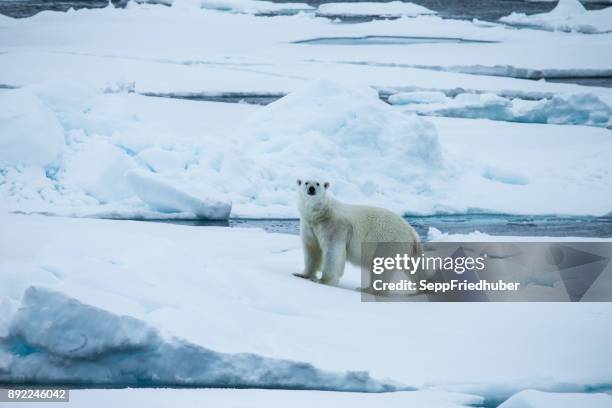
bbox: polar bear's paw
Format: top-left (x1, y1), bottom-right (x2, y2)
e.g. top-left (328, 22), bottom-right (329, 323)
top-left (319, 277), bottom-right (340, 286)
top-left (356, 286), bottom-right (375, 294)
top-left (293, 272), bottom-right (318, 282)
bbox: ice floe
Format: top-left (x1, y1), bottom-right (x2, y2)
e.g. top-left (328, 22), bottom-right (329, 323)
top-left (199, 0), bottom-right (313, 15)
top-left (137, 0), bottom-right (314, 14)
top-left (501, 0), bottom-right (612, 33)
top-left (316, 1), bottom-right (435, 18)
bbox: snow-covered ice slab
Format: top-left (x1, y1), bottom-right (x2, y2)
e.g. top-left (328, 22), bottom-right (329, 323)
top-left (500, 0), bottom-right (612, 33)
top-left (499, 390), bottom-right (612, 408)
top-left (0, 213), bottom-right (611, 401)
top-left (126, 170), bottom-right (231, 220)
top-left (0, 388), bottom-right (482, 408)
top-left (0, 286), bottom-right (396, 391)
top-left (316, 2), bottom-right (435, 18)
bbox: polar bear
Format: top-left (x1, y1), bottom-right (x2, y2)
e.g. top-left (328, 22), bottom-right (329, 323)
top-left (294, 178), bottom-right (421, 288)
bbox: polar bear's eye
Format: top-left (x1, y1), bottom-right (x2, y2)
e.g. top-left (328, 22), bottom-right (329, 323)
top-left (316, 183), bottom-right (320, 186)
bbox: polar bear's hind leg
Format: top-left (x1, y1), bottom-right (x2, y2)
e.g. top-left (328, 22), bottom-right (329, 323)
top-left (320, 242), bottom-right (346, 285)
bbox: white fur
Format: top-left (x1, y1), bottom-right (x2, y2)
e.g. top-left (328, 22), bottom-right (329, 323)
top-left (295, 179), bottom-right (421, 286)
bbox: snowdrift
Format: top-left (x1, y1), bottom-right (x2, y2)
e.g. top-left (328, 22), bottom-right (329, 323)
top-left (243, 79), bottom-right (443, 172)
top-left (0, 286), bottom-right (400, 391)
top-left (500, 0), bottom-right (612, 33)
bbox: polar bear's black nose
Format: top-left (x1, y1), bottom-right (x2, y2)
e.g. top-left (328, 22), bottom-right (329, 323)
top-left (307, 186), bottom-right (316, 195)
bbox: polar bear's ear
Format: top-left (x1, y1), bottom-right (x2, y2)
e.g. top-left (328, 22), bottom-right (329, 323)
top-left (297, 179), bottom-right (302, 186)
top-left (324, 182), bottom-right (330, 189)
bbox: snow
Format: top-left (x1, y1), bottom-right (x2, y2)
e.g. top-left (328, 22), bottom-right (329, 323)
top-left (390, 91), bottom-right (612, 127)
top-left (316, 2), bottom-right (435, 18)
top-left (1, 2), bottom-right (611, 405)
top-left (126, 169), bottom-right (231, 219)
top-left (0, 213), bottom-right (611, 401)
top-left (499, 390), bottom-right (612, 408)
top-left (0, 89), bottom-right (64, 167)
top-left (0, 388), bottom-right (482, 408)
top-left (501, 0), bottom-right (612, 34)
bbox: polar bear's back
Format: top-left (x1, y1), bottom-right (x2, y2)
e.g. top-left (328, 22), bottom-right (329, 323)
top-left (336, 201), bottom-right (419, 244)
top-left (345, 203), bottom-right (418, 243)
top-left (333, 199), bottom-right (420, 265)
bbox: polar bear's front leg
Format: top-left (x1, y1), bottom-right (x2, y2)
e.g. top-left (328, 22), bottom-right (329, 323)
top-left (294, 223), bottom-right (321, 280)
top-left (320, 242), bottom-right (346, 285)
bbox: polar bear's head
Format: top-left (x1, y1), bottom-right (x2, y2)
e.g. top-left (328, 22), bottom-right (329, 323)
top-left (297, 179), bottom-right (330, 200)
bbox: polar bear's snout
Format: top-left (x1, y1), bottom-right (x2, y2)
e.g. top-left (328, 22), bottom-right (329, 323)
top-left (297, 179), bottom-right (330, 198)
